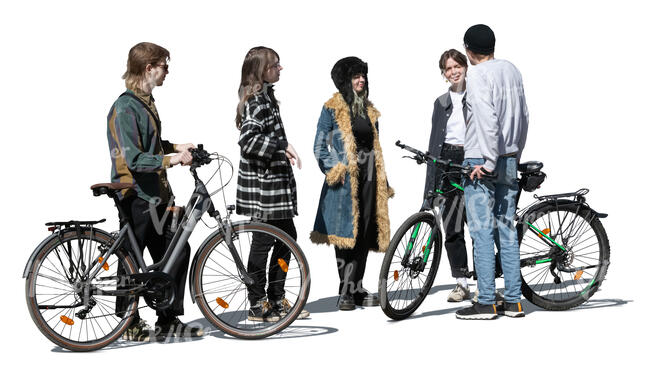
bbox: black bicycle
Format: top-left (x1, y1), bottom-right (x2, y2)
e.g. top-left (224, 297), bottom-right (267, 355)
top-left (23, 145), bottom-right (310, 351)
top-left (378, 141), bottom-right (610, 320)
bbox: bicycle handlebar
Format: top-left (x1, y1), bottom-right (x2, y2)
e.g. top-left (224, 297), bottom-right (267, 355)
top-left (395, 140), bottom-right (496, 178)
top-left (190, 144), bottom-right (212, 168)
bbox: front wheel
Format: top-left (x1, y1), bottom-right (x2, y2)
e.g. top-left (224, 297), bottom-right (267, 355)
top-left (518, 201), bottom-right (610, 310)
top-left (379, 212), bottom-right (443, 320)
top-left (193, 222), bottom-right (310, 339)
top-left (25, 229), bottom-right (138, 351)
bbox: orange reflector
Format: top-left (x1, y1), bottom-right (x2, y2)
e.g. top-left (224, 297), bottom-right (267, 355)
top-left (60, 316), bottom-right (74, 325)
top-left (574, 270), bottom-right (583, 281)
top-left (537, 228), bottom-right (551, 238)
top-left (278, 258), bottom-right (289, 273)
top-left (216, 298), bottom-right (229, 309)
top-left (393, 270), bottom-right (399, 281)
top-left (98, 257), bottom-right (109, 271)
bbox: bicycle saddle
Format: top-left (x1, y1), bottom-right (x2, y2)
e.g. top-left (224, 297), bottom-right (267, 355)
top-left (90, 182), bottom-right (135, 196)
top-left (517, 161), bottom-right (543, 174)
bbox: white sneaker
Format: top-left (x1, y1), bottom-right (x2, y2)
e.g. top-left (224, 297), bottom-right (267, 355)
top-left (447, 284), bottom-right (471, 302)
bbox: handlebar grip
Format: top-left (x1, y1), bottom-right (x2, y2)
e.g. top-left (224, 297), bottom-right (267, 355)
top-left (480, 167), bottom-right (497, 179)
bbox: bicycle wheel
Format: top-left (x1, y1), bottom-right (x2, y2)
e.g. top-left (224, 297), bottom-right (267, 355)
top-left (518, 201), bottom-right (610, 310)
top-left (25, 228), bottom-right (138, 351)
top-left (379, 212), bottom-right (443, 320)
top-left (193, 222), bottom-right (310, 339)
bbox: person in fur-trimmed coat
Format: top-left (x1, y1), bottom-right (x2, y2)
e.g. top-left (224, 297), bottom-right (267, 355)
top-left (310, 56), bottom-right (394, 311)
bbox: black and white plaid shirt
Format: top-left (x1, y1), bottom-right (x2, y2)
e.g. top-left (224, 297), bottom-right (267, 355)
top-left (236, 85), bottom-right (298, 220)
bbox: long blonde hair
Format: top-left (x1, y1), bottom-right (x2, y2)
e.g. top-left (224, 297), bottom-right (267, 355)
top-left (122, 42), bottom-right (170, 91)
top-left (235, 46), bottom-right (279, 129)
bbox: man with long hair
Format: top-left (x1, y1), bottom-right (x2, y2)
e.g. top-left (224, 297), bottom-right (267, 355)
top-left (108, 42), bottom-right (203, 339)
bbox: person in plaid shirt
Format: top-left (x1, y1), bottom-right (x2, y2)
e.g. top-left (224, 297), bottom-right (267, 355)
top-left (235, 46), bottom-right (308, 321)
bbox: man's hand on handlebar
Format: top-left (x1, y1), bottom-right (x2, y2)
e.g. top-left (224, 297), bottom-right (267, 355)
top-left (469, 165), bottom-right (492, 180)
top-left (175, 143), bottom-right (196, 152)
top-left (170, 151), bottom-right (193, 166)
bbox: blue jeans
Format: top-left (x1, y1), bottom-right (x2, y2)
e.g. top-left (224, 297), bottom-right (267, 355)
top-left (463, 156), bottom-right (521, 304)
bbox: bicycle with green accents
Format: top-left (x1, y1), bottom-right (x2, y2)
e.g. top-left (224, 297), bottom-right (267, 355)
top-left (378, 141), bottom-right (610, 320)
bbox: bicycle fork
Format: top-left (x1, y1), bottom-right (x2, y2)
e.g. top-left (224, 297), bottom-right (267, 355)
top-left (401, 222), bottom-right (435, 272)
top-left (213, 209), bottom-right (255, 287)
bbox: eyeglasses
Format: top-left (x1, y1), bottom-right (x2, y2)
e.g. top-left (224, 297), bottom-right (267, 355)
top-left (155, 63), bottom-right (169, 72)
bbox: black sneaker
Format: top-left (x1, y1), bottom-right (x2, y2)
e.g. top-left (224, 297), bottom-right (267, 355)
top-left (338, 293), bottom-right (356, 311)
top-left (499, 301), bottom-right (525, 318)
top-left (354, 292), bottom-right (379, 307)
top-left (122, 318), bottom-right (152, 342)
top-left (455, 303), bottom-right (498, 320)
top-left (272, 298), bottom-right (310, 319)
top-left (248, 300), bottom-right (281, 322)
top-left (155, 317), bottom-right (204, 338)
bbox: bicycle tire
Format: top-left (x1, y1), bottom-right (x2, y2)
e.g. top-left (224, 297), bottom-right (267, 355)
top-left (518, 201), bottom-right (610, 310)
top-left (379, 212), bottom-right (442, 320)
top-left (193, 222), bottom-right (310, 339)
top-left (25, 228), bottom-right (138, 351)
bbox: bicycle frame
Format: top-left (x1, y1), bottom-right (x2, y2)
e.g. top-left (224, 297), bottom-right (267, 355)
top-left (94, 166), bottom-right (252, 284)
top-left (25, 164), bottom-right (254, 308)
top-left (398, 140), bottom-right (606, 276)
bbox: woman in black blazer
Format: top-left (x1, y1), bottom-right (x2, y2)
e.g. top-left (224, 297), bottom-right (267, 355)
top-left (423, 49), bottom-right (472, 303)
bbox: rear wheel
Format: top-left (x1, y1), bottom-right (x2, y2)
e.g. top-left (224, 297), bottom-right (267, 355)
top-left (518, 202), bottom-right (610, 310)
top-left (379, 212), bottom-right (443, 320)
top-left (193, 222), bottom-right (310, 339)
top-left (25, 229), bottom-right (138, 351)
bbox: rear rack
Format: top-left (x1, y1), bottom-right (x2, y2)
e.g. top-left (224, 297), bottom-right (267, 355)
top-left (534, 188), bottom-right (589, 201)
top-left (45, 219), bottom-right (106, 227)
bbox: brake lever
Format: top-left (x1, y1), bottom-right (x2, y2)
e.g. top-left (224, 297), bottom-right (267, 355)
top-left (402, 155), bottom-right (425, 165)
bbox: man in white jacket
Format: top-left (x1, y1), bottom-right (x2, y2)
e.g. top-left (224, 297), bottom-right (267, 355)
top-left (456, 24), bottom-right (529, 320)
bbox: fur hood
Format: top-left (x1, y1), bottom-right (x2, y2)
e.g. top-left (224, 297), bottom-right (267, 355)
top-left (331, 56), bottom-right (369, 108)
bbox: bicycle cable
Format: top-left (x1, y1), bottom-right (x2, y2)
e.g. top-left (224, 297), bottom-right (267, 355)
top-left (199, 152), bottom-right (234, 229)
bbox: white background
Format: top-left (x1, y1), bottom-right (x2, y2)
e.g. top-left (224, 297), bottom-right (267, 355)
top-left (2, 0), bottom-right (648, 365)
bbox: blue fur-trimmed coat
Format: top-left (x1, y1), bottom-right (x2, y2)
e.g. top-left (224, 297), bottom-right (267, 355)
top-left (309, 93), bottom-right (394, 252)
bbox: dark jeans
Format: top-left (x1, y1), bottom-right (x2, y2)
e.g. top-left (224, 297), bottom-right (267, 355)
top-left (335, 154), bottom-right (377, 300)
top-left (247, 218), bottom-right (297, 304)
top-left (116, 196), bottom-right (190, 321)
top-left (439, 144), bottom-right (469, 278)
top-left (335, 244), bottom-right (370, 300)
